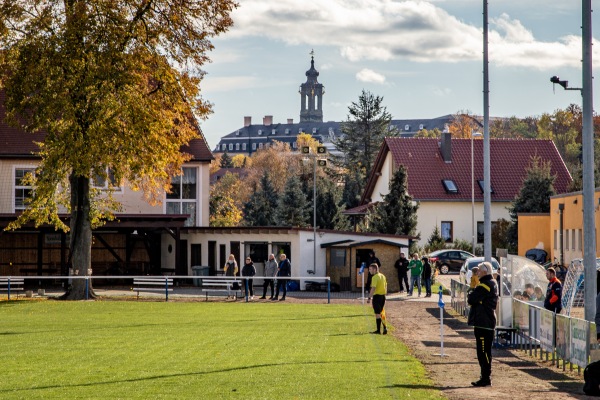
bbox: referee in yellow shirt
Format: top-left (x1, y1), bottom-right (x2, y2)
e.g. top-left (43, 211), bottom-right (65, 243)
top-left (368, 263), bottom-right (388, 335)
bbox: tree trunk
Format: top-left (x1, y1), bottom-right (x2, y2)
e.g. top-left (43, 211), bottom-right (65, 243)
top-left (62, 173), bottom-right (96, 300)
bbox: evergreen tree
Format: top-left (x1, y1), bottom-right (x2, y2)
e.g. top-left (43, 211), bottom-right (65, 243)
top-left (333, 90), bottom-right (398, 209)
top-left (507, 156), bottom-right (556, 248)
top-left (275, 175), bottom-right (310, 227)
top-left (242, 171), bottom-right (279, 226)
top-left (314, 179), bottom-right (348, 230)
top-left (220, 152), bottom-right (233, 168)
top-left (426, 226), bottom-right (446, 252)
top-left (367, 166), bottom-right (418, 235)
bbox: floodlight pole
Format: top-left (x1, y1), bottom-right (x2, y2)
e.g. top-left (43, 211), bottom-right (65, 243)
top-left (582, 0), bottom-right (596, 321)
top-left (482, 0), bottom-right (492, 262)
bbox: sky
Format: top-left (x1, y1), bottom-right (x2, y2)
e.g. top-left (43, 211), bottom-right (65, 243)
top-left (198, 0), bottom-right (599, 150)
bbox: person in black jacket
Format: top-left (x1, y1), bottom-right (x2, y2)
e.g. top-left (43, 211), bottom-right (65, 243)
top-left (274, 253), bottom-right (291, 301)
top-left (241, 256), bottom-right (256, 299)
top-left (467, 261), bottom-right (498, 387)
top-left (421, 256), bottom-right (432, 297)
top-left (544, 267), bottom-right (562, 314)
top-left (394, 252), bottom-right (409, 293)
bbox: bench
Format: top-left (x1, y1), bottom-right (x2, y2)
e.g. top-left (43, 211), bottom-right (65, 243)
top-left (0, 278), bottom-right (25, 300)
top-left (199, 278), bottom-right (242, 300)
top-left (133, 277), bottom-right (173, 301)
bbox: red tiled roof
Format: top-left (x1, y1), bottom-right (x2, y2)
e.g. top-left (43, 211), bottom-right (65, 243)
top-left (0, 90), bottom-right (212, 161)
top-left (362, 137), bottom-right (572, 203)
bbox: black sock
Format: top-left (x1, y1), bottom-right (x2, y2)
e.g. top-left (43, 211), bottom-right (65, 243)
top-left (376, 318), bottom-right (381, 332)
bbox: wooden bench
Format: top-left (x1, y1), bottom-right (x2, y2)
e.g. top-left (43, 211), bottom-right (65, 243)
top-left (133, 277), bottom-right (173, 301)
top-left (0, 278), bottom-right (25, 300)
top-left (199, 278), bottom-right (242, 300)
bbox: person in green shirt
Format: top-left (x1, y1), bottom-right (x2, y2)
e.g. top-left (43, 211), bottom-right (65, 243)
top-left (408, 253), bottom-right (423, 297)
top-left (368, 263), bottom-right (388, 335)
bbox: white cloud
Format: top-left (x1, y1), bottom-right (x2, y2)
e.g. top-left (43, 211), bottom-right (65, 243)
top-left (201, 76), bottom-right (262, 92)
top-left (227, 0), bottom-right (597, 69)
top-left (432, 87), bottom-right (452, 97)
top-left (356, 68), bottom-right (387, 84)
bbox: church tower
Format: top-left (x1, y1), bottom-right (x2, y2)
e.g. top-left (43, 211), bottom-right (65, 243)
top-left (299, 51), bottom-right (324, 123)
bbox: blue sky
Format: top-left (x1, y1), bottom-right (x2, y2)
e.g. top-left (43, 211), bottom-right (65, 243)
top-left (198, 0), bottom-right (598, 150)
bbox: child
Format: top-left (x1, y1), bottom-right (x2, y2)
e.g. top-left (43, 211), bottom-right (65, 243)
top-left (469, 266), bottom-right (480, 289)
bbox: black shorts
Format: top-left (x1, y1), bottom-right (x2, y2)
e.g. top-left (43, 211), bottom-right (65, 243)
top-left (372, 294), bottom-right (386, 314)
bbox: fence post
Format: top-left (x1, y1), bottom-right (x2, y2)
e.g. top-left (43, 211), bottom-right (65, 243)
top-left (85, 276), bottom-right (89, 300)
top-left (165, 276), bottom-right (169, 302)
top-left (327, 279), bottom-right (330, 304)
top-left (7, 277), bottom-right (11, 301)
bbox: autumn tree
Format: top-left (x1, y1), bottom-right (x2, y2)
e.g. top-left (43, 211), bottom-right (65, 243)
top-left (232, 154), bottom-right (251, 168)
top-left (210, 172), bottom-right (243, 227)
top-left (276, 175), bottom-right (310, 227)
top-left (448, 110), bottom-right (482, 138)
top-left (220, 152), bottom-right (234, 168)
top-left (0, 0), bottom-right (236, 299)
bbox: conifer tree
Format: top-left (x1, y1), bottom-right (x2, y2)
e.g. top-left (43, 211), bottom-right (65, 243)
top-left (275, 175), bottom-right (310, 227)
top-left (220, 152), bottom-right (234, 168)
top-left (367, 165), bottom-right (418, 235)
top-left (243, 171), bottom-right (278, 226)
top-left (507, 156), bottom-right (556, 248)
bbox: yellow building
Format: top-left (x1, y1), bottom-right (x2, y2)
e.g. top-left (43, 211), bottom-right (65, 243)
top-left (519, 190), bottom-right (600, 267)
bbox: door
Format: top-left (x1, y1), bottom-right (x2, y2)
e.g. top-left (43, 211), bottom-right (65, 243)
top-left (208, 241), bottom-right (216, 275)
top-left (178, 239), bottom-right (188, 275)
top-left (191, 244), bottom-right (201, 267)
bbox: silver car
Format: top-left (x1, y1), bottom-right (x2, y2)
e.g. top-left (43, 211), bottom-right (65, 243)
top-left (459, 257), bottom-right (500, 285)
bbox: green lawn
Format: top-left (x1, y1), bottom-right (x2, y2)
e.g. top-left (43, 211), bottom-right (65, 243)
top-left (0, 300), bottom-right (444, 399)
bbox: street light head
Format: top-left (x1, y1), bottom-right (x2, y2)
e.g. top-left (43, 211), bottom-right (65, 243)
top-left (550, 75), bottom-right (568, 89)
top-left (550, 76), bottom-right (561, 84)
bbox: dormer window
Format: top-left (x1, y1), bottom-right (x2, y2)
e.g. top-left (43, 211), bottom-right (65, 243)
top-left (271, 129), bottom-right (276, 135)
top-left (285, 129), bottom-right (290, 134)
top-left (404, 124), bottom-right (410, 131)
top-left (236, 130), bottom-right (240, 136)
top-left (477, 180), bottom-right (494, 193)
top-left (258, 130), bottom-right (262, 135)
top-left (312, 127), bottom-right (317, 134)
top-left (299, 128), bottom-right (303, 134)
top-left (442, 179), bottom-right (458, 193)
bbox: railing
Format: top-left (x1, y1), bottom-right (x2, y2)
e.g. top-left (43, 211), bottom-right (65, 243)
top-left (0, 275), bottom-right (334, 304)
top-left (450, 278), bottom-right (598, 373)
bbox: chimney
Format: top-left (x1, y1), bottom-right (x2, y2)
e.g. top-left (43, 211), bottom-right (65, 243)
top-left (244, 116), bottom-right (252, 127)
top-left (441, 131), bottom-right (452, 162)
top-left (287, 118), bottom-right (293, 124)
top-left (263, 115), bottom-right (273, 126)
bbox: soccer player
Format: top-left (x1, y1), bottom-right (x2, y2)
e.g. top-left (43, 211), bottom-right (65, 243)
top-left (368, 263), bottom-right (388, 335)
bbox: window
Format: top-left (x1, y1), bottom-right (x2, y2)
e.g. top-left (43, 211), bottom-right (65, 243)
top-left (252, 143), bottom-right (257, 150)
top-left (331, 249), bottom-right (346, 267)
top-left (92, 168), bottom-right (121, 191)
top-left (271, 129), bottom-right (276, 135)
top-left (477, 221), bottom-right (499, 243)
top-left (419, 124), bottom-right (424, 130)
top-left (235, 143), bottom-right (240, 151)
top-left (565, 230), bottom-right (569, 250)
top-left (312, 127), bottom-right (317, 134)
top-left (442, 179), bottom-right (458, 193)
top-left (228, 143), bottom-right (233, 151)
top-left (477, 180), bottom-right (494, 193)
top-left (572, 229), bottom-right (576, 251)
top-left (554, 230), bottom-right (557, 250)
top-left (221, 144), bottom-right (226, 151)
top-left (292, 142), bottom-right (297, 149)
top-left (404, 124), bottom-right (410, 131)
top-left (299, 128), bottom-right (303, 134)
top-left (15, 168), bottom-right (34, 211)
top-left (166, 167), bottom-right (197, 227)
top-left (242, 143), bottom-right (247, 151)
top-left (235, 130), bottom-right (240, 136)
top-left (258, 130), bottom-right (262, 135)
top-left (579, 230), bottom-right (583, 251)
top-left (259, 143), bottom-right (263, 149)
top-left (285, 129), bottom-right (290, 134)
top-left (441, 221), bottom-right (453, 243)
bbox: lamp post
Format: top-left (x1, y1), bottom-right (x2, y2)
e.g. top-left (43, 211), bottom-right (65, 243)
top-left (471, 132), bottom-right (482, 255)
top-left (302, 145), bottom-right (327, 275)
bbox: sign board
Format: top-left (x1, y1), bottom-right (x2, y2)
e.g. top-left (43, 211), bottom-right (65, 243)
top-left (555, 315), bottom-right (571, 361)
top-left (539, 309), bottom-right (554, 352)
top-left (570, 318), bottom-right (589, 368)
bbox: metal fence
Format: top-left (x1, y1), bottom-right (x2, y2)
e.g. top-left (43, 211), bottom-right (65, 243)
top-left (450, 278), bottom-right (598, 372)
top-left (0, 275), bottom-right (337, 304)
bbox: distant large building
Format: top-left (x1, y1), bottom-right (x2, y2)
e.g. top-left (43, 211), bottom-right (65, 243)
top-left (214, 55), bottom-right (457, 156)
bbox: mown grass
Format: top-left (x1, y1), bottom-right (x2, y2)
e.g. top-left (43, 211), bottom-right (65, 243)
top-left (0, 300), bottom-right (444, 399)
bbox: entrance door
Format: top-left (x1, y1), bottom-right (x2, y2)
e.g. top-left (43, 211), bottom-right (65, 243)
top-left (208, 241), bottom-right (216, 275)
top-left (178, 239), bottom-right (188, 275)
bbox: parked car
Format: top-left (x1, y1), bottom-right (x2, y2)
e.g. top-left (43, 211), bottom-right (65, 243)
top-left (428, 249), bottom-right (474, 274)
top-left (525, 248), bottom-right (548, 264)
top-left (459, 257), bottom-right (500, 284)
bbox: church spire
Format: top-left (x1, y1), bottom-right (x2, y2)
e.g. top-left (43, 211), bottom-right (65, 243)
top-left (299, 50), bottom-right (324, 123)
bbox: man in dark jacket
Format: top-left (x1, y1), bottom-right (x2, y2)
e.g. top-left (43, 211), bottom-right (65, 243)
top-left (274, 253), bottom-right (291, 301)
top-left (544, 267), bottom-right (562, 314)
top-left (467, 261), bottom-right (498, 387)
top-left (394, 252), bottom-right (409, 293)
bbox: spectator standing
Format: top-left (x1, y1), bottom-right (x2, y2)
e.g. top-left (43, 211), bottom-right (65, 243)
top-left (467, 262), bottom-right (498, 387)
top-left (274, 253), bottom-right (291, 301)
top-left (544, 268), bottom-right (562, 313)
top-left (394, 252), bottom-right (409, 294)
top-left (408, 253), bottom-right (423, 297)
top-left (421, 256), bottom-right (432, 297)
top-left (368, 263), bottom-right (388, 335)
top-left (224, 254), bottom-right (238, 277)
top-left (261, 254), bottom-right (278, 300)
top-left (241, 257), bottom-right (256, 299)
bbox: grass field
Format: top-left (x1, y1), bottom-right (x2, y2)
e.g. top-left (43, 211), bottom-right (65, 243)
top-left (0, 300), bottom-right (443, 399)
